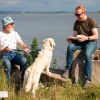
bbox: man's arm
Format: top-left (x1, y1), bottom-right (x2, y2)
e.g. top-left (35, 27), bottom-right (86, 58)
top-left (90, 28), bottom-right (98, 40)
top-left (78, 28), bottom-right (98, 42)
top-left (73, 31), bottom-right (78, 37)
top-left (0, 48), bottom-right (3, 53)
top-left (0, 47), bottom-right (11, 53)
top-left (18, 41), bottom-right (30, 54)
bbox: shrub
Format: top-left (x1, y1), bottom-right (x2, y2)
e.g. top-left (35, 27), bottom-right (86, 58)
top-left (24, 37), bottom-right (39, 66)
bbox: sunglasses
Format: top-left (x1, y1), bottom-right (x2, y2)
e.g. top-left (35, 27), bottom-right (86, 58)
top-left (75, 12), bottom-right (83, 16)
top-left (8, 22), bottom-right (14, 25)
top-left (10, 22), bottom-right (14, 25)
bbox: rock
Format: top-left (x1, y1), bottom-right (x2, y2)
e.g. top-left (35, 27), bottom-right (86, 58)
top-left (70, 50), bottom-right (100, 85)
top-left (0, 60), bottom-right (21, 83)
top-left (11, 65), bottom-right (21, 83)
top-left (40, 68), bottom-right (67, 86)
top-left (40, 50), bottom-right (100, 86)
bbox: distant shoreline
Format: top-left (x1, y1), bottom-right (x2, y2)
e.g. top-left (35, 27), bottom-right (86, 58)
top-left (0, 11), bottom-right (100, 14)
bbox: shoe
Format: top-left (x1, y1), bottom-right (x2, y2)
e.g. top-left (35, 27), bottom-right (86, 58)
top-left (62, 70), bottom-right (69, 78)
top-left (84, 80), bottom-right (90, 89)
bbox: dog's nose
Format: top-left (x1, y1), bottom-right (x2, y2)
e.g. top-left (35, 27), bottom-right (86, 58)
top-left (53, 45), bottom-right (55, 48)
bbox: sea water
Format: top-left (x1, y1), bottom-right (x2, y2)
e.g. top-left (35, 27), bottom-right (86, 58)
top-left (0, 12), bottom-right (100, 68)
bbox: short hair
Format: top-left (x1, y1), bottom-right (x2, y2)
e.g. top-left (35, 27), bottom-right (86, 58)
top-left (75, 5), bottom-right (86, 13)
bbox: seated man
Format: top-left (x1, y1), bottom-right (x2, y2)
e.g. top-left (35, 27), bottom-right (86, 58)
top-left (0, 16), bottom-right (30, 83)
top-left (63, 5), bottom-right (98, 88)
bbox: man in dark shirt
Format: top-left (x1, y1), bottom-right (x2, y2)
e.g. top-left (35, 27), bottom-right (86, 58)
top-left (63, 5), bottom-right (98, 88)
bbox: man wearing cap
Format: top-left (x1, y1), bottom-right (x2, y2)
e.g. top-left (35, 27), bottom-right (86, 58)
top-left (0, 16), bottom-right (30, 83)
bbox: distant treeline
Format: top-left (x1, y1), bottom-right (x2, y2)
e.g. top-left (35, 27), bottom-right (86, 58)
top-left (0, 11), bottom-right (69, 14)
top-left (0, 11), bottom-right (100, 14)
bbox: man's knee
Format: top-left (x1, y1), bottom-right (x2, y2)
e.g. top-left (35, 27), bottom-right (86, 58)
top-left (21, 57), bottom-right (27, 63)
top-left (20, 56), bottom-right (27, 67)
top-left (3, 60), bottom-right (11, 68)
top-left (67, 43), bottom-right (75, 51)
top-left (84, 52), bottom-right (93, 60)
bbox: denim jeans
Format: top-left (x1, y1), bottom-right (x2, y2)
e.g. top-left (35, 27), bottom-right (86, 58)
top-left (66, 40), bottom-right (97, 81)
top-left (1, 51), bottom-right (27, 81)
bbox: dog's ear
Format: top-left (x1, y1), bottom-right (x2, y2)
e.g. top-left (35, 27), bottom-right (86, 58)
top-left (43, 39), bottom-right (46, 44)
top-left (49, 41), bottom-right (52, 47)
top-left (49, 40), bottom-right (55, 48)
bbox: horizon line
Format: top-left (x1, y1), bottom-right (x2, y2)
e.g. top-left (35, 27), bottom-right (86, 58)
top-left (0, 10), bottom-right (100, 13)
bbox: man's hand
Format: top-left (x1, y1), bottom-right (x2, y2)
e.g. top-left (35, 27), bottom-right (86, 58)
top-left (4, 46), bottom-right (11, 52)
top-left (78, 35), bottom-right (88, 42)
top-left (66, 37), bottom-right (72, 43)
top-left (23, 47), bottom-right (30, 54)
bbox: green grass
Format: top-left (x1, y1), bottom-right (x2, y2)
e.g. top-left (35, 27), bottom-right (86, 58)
top-left (0, 69), bottom-right (100, 100)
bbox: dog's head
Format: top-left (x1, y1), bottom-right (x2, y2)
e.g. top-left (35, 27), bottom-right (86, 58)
top-left (43, 38), bottom-right (55, 51)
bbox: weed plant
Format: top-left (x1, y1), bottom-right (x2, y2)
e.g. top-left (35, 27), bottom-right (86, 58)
top-left (0, 69), bottom-right (100, 100)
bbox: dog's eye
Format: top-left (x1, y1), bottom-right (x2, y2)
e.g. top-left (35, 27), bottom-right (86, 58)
top-left (43, 41), bottom-right (45, 44)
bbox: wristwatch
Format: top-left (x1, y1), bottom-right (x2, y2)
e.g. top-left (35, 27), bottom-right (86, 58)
top-left (88, 36), bottom-right (90, 40)
top-left (24, 47), bottom-right (28, 49)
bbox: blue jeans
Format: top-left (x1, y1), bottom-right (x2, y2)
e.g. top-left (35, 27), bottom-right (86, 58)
top-left (1, 51), bottom-right (27, 81)
top-left (66, 40), bottom-right (97, 81)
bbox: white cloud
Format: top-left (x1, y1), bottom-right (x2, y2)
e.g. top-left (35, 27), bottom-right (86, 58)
top-left (75, 0), bottom-right (96, 6)
top-left (50, 0), bottom-right (98, 7)
top-left (8, 1), bottom-right (19, 5)
top-left (37, 3), bottom-right (44, 7)
top-left (0, 0), bottom-right (20, 5)
top-left (0, 0), bottom-right (99, 12)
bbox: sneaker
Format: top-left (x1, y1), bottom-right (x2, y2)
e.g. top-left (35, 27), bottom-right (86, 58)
top-left (84, 80), bottom-right (90, 89)
top-left (62, 70), bottom-right (69, 78)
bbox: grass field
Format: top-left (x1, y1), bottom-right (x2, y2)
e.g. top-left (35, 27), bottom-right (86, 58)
top-left (0, 68), bottom-right (100, 100)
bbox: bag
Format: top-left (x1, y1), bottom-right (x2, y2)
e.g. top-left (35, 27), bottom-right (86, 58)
top-left (6, 51), bottom-right (16, 60)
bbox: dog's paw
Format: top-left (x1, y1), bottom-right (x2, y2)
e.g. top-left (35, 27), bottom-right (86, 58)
top-left (47, 72), bottom-right (51, 76)
top-left (25, 85), bottom-right (31, 92)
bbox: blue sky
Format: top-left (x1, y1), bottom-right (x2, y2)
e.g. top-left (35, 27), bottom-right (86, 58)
top-left (0, 0), bottom-right (100, 12)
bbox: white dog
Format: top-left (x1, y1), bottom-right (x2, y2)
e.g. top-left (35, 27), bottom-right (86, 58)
top-left (22, 38), bottom-right (55, 97)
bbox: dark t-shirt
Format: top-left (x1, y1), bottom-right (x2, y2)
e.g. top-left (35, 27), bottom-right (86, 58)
top-left (73, 17), bottom-right (98, 36)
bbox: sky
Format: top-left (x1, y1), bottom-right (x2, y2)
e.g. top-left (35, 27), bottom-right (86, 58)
top-left (0, 0), bottom-right (100, 12)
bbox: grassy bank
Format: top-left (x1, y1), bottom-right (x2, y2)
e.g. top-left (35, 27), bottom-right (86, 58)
top-left (0, 69), bottom-right (100, 100)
